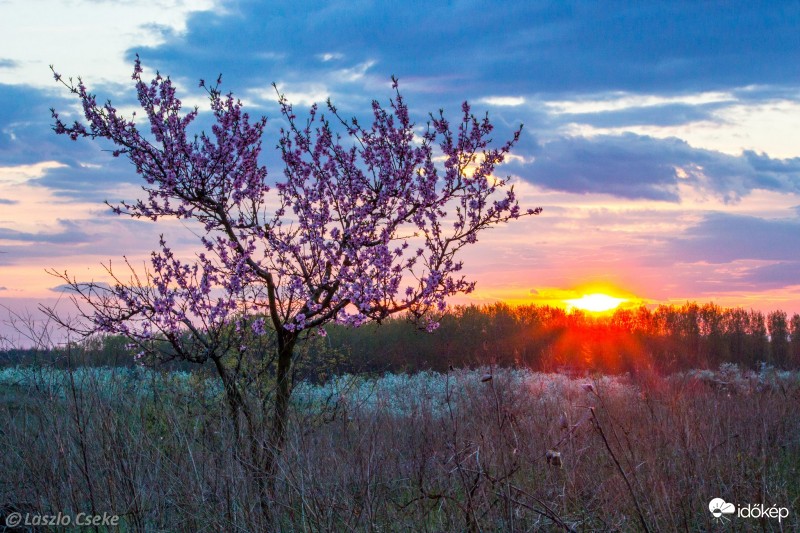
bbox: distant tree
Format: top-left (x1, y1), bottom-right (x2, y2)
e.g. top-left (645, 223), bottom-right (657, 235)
top-left (48, 58), bottom-right (539, 517)
top-left (767, 310), bottom-right (790, 367)
top-left (790, 313), bottom-right (800, 366)
top-left (677, 302), bottom-right (701, 365)
top-left (748, 310), bottom-right (769, 366)
top-left (651, 304), bottom-right (684, 369)
top-left (723, 308), bottom-right (749, 366)
top-left (698, 303), bottom-right (727, 366)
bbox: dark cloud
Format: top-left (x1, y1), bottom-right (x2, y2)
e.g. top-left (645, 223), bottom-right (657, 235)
top-left (32, 160), bottom-right (140, 201)
top-left (4, 0), bottom-right (796, 212)
top-left (34, 2), bottom-right (796, 207)
top-left (0, 219), bottom-right (91, 244)
top-left (559, 102), bottom-right (728, 128)
top-left (50, 282), bottom-right (111, 293)
top-left (527, 134), bottom-right (684, 200)
top-left (0, 83), bottom-right (94, 167)
top-left (0, 217), bottom-right (184, 269)
top-left (0, 78), bottom-right (179, 203)
top-left (738, 261), bottom-right (800, 289)
top-left (732, 85), bottom-right (800, 103)
top-left (0, 59), bottom-right (18, 69)
top-left (0, 198), bottom-right (18, 205)
top-left (669, 213), bottom-right (800, 264)
top-left (135, 0), bottom-right (800, 100)
top-left (525, 134), bottom-right (800, 201)
top-left (744, 151), bottom-right (800, 175)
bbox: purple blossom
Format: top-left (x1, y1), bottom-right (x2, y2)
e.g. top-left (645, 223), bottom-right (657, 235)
top-left (50, 59), bottom-right (540, 359)
top-left (251, 318), bottom-right (267, 336)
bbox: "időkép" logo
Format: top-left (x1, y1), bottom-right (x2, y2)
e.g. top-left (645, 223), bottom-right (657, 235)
top-left (709, 497), bottom-right (790, 525)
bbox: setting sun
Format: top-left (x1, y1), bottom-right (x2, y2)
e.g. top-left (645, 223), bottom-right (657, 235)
top-left (565, 293), bottom-right (627, 313)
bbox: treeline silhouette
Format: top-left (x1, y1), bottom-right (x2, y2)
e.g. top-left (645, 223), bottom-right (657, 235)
top-left (3, 302), bottom-right (800, 375)
top-left (323, 302), bottom-right (800, 374)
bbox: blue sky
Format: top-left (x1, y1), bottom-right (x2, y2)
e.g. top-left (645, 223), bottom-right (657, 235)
top-left (2, 0), bottom-right (800, 339)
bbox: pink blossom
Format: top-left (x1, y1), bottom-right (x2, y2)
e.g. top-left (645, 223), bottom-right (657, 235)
top-left (50, 59), bottom-right (540, 361)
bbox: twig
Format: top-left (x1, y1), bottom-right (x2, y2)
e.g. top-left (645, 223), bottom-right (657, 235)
top-left (590, 407), bottom-right (650, 533)
top-left (503, 484), bottom-right (577, 533)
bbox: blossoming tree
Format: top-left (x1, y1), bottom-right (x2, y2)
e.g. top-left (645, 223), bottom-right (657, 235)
top-left (50, 57), bottom-right (540, 508)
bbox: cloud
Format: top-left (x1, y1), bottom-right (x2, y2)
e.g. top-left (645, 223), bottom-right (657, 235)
top-left (0, 59), bottom-right (18, 69)
top-left (668, 213), bottom-right (800, 264)
top-left (0, 198), bottom-right (17, 205)
top-left (738, 261), bottom-right (800, 289)
top-left (524, 133), bottom-right (800, 202)
top-left (558, 102), bottom-right (727, 128)
top-left (0, 84), bottom-right (75, 166)
top-left (23, 2), bottom-right (796, 207)
top-left (546, 92), bottom-right (735, 115)
top-left (134, 1), bottom-right (800, 105)
top-left (526, 134), bottom-right (685, 201)
top-left (318, 53), bottom-right (343, 62)
top-left (480, 96), bottom-right (526, 107)
top-left (30, 160), bottom-right (141, 201)
top-left (262, 83), bottom-right (330, 108)
top-left (2, 0), bottom-right (221, 88)
top-left (744, 150), bottom-right (800, 176)
top-left (49, 281), bottom-right (112, 293)
top-left (0, 161), bottom-right (68, 185)
top-left (0, 216), bottom-right (196, 273)
top-left (0, 219), bottom-right (92, 244)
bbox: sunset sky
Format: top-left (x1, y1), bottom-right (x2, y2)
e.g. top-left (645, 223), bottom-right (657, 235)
top-left (2, 1), bottom-right (800, 340)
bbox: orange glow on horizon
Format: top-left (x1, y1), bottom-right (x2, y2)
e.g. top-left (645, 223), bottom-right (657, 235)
top-left (565, 293), bottom-right (627, 313)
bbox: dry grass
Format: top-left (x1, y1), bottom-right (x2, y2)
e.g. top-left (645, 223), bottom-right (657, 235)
top-left (1, 364), bottom-right (798, 531)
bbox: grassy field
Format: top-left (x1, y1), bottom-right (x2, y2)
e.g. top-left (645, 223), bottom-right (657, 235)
top-left (1, 364), bottom-right (798, 531)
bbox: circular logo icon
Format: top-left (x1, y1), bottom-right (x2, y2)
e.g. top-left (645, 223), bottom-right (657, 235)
top-left (709, 498), bottom-right (736, 522)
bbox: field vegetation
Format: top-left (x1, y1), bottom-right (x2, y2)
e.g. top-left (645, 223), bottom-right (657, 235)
top-left (1, 303), bottom-right (799, 531)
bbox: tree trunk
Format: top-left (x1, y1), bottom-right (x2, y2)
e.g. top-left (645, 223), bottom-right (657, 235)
top-left (212, 355), bottom-right (273, 523)
top-left (211, 336), bottom-right (297, 523)
top-left (266, 336), bottom-right (297, 489)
